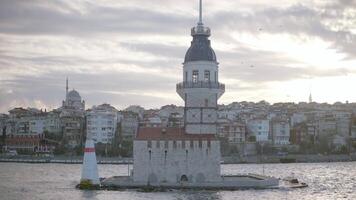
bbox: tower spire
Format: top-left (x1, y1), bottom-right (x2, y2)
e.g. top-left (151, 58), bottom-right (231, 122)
top-left (198, 0), bottom-right (203, 25)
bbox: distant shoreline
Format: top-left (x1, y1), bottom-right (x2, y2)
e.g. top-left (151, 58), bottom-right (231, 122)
top-left (1, 154), bottom-right (355, 165)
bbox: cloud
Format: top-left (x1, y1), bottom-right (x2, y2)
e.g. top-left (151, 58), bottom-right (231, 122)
top-left (0, 0), bottom-right (356, 112)
top-left (0, 0), bottom-right (191, 36)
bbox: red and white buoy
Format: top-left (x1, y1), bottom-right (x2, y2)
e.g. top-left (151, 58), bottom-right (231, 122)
top-left (81, 138), bottom-right (100, 185)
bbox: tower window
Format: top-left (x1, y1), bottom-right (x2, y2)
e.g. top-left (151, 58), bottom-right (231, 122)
top-left (192, 70), bottom-right (199, 83)
top-left (147, 140), bottom-right (152, 148)
top-left (164, 150), bottom-right (167, 164)
top-left (204, 70), bottom-right (210, 82)
top-left (205, 99), bottom-right (208, 107)
top-left (185, 71), bottom-right (188, 82)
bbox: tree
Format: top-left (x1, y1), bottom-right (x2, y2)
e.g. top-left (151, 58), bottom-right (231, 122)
top-left (315, 133), bottom-right (333, 154)
top-left (248, 135), bottom-right (256, 142)
top-left (119, 139), bottom-right (133, 157)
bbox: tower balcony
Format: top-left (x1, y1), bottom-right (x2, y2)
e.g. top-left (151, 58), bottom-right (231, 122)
top-left (191, 25), bottom-right (211, 36)
top-left (177, 81), bottom-right (225, 90)
top-left (176, 81), bottom-right (225, 99)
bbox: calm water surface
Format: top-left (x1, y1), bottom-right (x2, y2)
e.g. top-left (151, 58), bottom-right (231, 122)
top-left (0, 162), bottom-right (355, 200)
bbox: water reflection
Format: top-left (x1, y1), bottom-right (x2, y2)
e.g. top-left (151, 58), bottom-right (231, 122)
top-left (176, 191), bottom-right (221, 200)
top-left (81, 190), bottom-right (99, 200)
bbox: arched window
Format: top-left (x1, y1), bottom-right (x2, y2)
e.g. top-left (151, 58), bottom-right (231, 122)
top-left (147, 140), bottom-right (152, 148)
top-left (204, 70), bottom-right (210, 82)
top-left (192, 70), bottom-right (199, 83)
top-left (198, 140), bottom-right (202, 148)
top-left (180, 175), bottom-right (188, 182)
top-left (164, 150), bottom-right (167, 164)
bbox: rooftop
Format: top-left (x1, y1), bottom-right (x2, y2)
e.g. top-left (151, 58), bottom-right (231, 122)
top-left (135, 127), bottom-right (217, 140)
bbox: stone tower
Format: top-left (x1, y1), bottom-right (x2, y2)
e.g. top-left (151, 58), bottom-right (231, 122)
top-left (133, 0), bottom-right (223, 184)
top-left (176, 0), bottom-right (225, 135)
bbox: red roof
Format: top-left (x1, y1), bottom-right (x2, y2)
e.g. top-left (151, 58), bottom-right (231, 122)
top-left (135, 127), bottom-right (217, 140)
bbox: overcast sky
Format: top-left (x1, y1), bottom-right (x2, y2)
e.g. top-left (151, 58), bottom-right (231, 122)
top-left (0, 0), bottom-right (356, 112)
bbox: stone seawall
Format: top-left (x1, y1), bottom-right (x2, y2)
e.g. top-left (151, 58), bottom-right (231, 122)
top-left (1, 154), bottom-right (355, 164)
top-left (222, 154), bottom-right (356, 164)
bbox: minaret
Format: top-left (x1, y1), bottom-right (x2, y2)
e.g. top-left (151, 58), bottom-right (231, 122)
top-left (309, 92), bottom-right (312, 103)
top-left (177, 0), bottom-right (225, 134)
top-left (66, 77), bottom-right (69, 101)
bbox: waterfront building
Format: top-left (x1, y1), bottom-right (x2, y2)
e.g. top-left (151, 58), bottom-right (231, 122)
top-left (120, 111), bottom-right (139, 140)
top-left (271, 119), bottom-right (290, 146)
top-left (86, 104), bottom-right (118, 144)
top-left (157, 105), bottom-right (184, 127)
top-left (124, 105), bottom-right (145, 120)
top-left (246, 119), bottom-right (270, 142)
top-left (4, 109), bottom-right (51, 153)
top-left (133, 0), bottom-right (224, 183)
top-left (44, 110), bottom-right (61, 136)
top-left (217, 118), bottom-right (246, 144)
top-left (141, 114), bottom-right (162, 128)
top-left (0, 114), bottom-right (8, 149)
top-left (290, 113), bottom-right (307, 128)
top-left (352, 116), bottom-right (356, 140)
top-left (167, 112), bottom-right (184, 128)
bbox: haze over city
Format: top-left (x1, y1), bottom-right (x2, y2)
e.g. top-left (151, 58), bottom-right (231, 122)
top-left (1, 0), bottom-right (356, 113)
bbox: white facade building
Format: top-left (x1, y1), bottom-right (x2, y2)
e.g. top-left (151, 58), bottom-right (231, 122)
top-left (247, 119), bottom-right (270, 142)
top-left (133, 1), bottom-right (223, 184)
top-left (86, 104), bottom-right (118, 144)
top-left (29, 115), bottom-right (46, 135)
top-left (271, 120), bottom-right (290, 145)
top-left (44, 111), bottom-right (61, 135)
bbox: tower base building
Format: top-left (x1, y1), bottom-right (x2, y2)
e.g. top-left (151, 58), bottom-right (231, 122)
top-left (133, 128), bottom-right (221, 183)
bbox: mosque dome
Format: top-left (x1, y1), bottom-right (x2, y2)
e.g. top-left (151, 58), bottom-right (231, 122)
top-left (68, 89), bottom-right (81, 101)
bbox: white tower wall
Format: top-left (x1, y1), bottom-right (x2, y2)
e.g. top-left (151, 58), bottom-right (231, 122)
top-left (133, 140), bottom-right (221, 183)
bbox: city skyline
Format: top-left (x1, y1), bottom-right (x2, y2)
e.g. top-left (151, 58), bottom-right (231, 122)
top-left (1, 0), bottom-right (356, 113)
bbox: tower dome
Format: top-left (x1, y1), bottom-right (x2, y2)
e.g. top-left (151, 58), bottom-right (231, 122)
top-left (184, 0), bottom-right (216, 63)
top-left (184, 35), bottom-right (216, 63)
